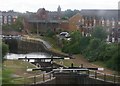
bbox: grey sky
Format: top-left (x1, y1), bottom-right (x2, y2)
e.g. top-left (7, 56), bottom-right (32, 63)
top-left (0, 0), bottom-right (119, 12)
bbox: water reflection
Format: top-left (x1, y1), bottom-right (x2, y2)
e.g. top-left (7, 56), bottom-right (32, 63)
top-left (5, 52), bottom-right (55, 62)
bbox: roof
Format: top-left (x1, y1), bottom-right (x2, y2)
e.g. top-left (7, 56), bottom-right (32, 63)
top-left (81, 10), bottom-right (119, 20)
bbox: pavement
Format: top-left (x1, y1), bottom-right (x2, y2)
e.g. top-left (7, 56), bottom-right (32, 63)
top-left (22, 36), bottom-right (52, 49)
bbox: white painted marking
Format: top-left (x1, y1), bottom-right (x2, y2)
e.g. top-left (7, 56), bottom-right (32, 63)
top-left (98, 68), bottom-right (104, 71)
top-left (27, 69), bottom-right (33, 72)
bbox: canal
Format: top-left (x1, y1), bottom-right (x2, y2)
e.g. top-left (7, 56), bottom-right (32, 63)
top-left (5, 52), bottom-right (61, 62)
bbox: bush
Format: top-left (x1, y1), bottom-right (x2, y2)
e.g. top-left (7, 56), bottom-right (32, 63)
top-left (1, 42), bottom-right (9, 62)
top-left (46, 29), bottom-right (55, 37)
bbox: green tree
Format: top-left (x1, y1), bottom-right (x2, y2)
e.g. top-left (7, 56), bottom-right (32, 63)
top-left (84, 38), bottom-right (101, 61)
top-left (62, 30), bottom-right (82, 54)
top-left (2, 17), bottom-right (23, 32)
top-left (70, 30), bottom-right (81, 44)
top-left (1, 42), bottom-right (9, 62)
top-left (97, 41), bottom-right (108, 61)
top-left (106, 43), bottom-right (120, 74)
top-left (91, 26), bottom-right (107, 40)
top-left (79, 36), bottom-right (91, 54)
top-left (46, 28), bottom-right (55, 37)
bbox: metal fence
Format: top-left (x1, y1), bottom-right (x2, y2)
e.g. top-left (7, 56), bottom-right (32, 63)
top-left (12, 71), bottom-right (54, 84)
top-left (89, 70), bottom-right (120, 84)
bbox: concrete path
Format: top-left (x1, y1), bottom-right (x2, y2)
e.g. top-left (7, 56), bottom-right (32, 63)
top-left (22, 36), bottom-right (51, 49)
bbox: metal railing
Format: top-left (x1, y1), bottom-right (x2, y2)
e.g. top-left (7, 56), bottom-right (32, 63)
top-left (89, 70), bottom-right (120, 84)
top-left (12, 71), bottom-right (54, 84)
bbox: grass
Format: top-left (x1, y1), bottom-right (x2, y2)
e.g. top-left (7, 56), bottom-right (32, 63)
top-left (54, 55), bottom-right (84, 67)
top-left (92, 61), bottom-right (106, 68)
top-left (41, 36), bottom-right (60, 50)
top-left (3, 60), bottom-right (42, 84)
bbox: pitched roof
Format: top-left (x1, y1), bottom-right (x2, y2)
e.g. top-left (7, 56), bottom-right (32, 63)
top-left (81, 10), bottom-right (119, 20)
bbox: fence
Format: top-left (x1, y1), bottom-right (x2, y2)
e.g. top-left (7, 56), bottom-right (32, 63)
top-left (12, 71), bottom-right (54, 85)
top-left (12, 69), bottom-right (120, 84)
top-left (89, 70), bottom-right (120, 84)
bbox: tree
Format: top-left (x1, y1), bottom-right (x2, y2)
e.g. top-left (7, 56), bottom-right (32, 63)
top-left (106, 43), bottom-right (120, 74)
top-left (63, 9), bottom-right (80, 18)
top-left (91, 26), bottom-right (107, 40)
top-left (1, 42), bottom-right (9, 62)
top-left (70, 30), bottom-right (81, 44)
top-left (79, 36), bottom-right (91, 54)
top-left (84, 38), bottom-right (101, 61)
top-left (2, 17), bottom-right (23, 32)
top-left (62, 31), bottom-right (82, 54)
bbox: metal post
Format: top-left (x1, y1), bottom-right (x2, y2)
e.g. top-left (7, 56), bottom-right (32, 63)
top-left (87, 70), bottom-right (90, 76)
top-left (43, 74), bottom-right (45, 82)
top-left (114, 74), bottom-right (116, 83)
top-left (80, 64), bottom-right (83, 68)
top-left (51, 55), bottom-right (53, 69)
top-left (104, 74), bottom-right (106, 81)
top-left (95, 71), bottom-right (97, 79)
top-left (50, 73), bottom-right (52, 79)
top-left (71, 63), bottom-right (74, 68)
top-left (37, 22), bottom-right (39, 36)
top-left (34, 76), bottom-right (36, 84)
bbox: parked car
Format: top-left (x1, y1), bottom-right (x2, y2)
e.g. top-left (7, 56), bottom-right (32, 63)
top-left (59, 32), bottom-right (70, 38)
top-left (59, 32), bottom-right (71, 41)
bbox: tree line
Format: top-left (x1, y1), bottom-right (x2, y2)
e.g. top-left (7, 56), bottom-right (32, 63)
top-left (61, 27), bottom-right (120, 74)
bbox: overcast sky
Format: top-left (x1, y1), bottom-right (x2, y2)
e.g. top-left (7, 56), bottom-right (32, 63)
top-left (0, 0), bottom-right (119, 12)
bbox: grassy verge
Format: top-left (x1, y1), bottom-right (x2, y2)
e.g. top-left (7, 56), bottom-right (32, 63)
top-left (92, 61), bottom-right (106, 68)
top-left (3, 60), bottom-right (42, 84)
top-left (41, 36), bottom-right (60, 50)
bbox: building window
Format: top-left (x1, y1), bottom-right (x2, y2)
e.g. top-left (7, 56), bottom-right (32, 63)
top-left (111, 18), bottom-right (115, 28)
top-left (106, 19), bottom-right (110, 26)
top-left (102, 19), bottom-right (105, 26)
top-left (93, 19), bottom-right (96, 26)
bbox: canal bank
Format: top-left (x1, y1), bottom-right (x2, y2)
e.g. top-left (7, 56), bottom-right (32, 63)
top-left (3, 38), bottom-right (69, 58)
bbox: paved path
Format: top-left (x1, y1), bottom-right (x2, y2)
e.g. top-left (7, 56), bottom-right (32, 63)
top-left (22, 36), bottom-right (51, 49)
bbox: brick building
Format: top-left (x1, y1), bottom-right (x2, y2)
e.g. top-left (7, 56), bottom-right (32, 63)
top-left (1, 10), bottom-right (21, 25)
top-left (24, 7), bottom-right (120, 42)
top-left (24, 6), bottom-right (69, 34)
top-left (69, 10), bottom-right (120, 42)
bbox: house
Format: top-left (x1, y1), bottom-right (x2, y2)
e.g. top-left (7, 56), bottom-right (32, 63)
top-left (1, 10), bottom-right (20, 25)
top-left (68, 13), bottom-right (82, 31)
top-left (24, 6), bottom-right (69, 34)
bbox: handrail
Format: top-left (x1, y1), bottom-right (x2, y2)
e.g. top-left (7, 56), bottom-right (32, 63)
top-left (88, 70), bottom-right (120, 84)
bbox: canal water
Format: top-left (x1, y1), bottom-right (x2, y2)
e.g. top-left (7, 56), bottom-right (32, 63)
top-left (5, 52), bottom-right (60, 62)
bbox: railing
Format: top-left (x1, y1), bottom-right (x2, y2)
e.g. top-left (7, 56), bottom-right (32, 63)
top-left (12, 71), bottom-right (54, 84)
top-left (89, 70), bottom-right (120, 84)
top-left (12, 69), bottom-right (120, 84)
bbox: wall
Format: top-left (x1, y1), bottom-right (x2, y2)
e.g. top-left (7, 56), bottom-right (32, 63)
top-left (69, 13), bottom-right (82, 31)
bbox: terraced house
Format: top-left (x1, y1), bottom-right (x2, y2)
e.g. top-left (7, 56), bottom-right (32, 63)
top-left (1, 10), bottom-right (20, 25)
top-left (76, 10), bottom-right (120, 42)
